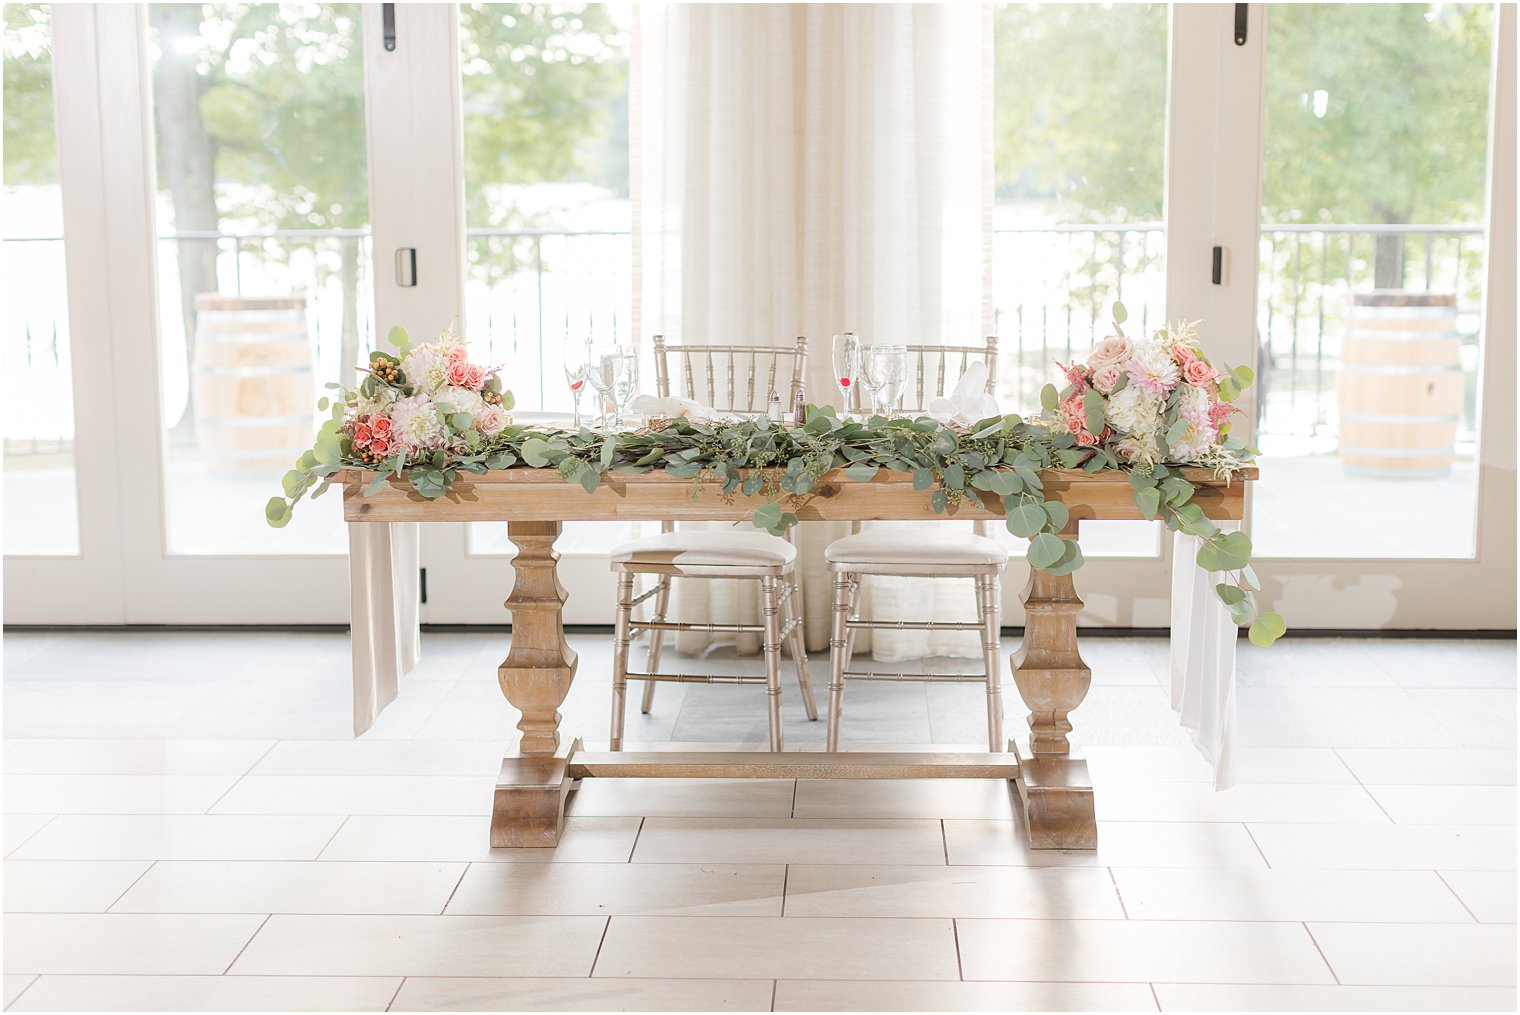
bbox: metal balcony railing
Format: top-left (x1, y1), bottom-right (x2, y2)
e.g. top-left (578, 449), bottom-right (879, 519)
top-left (1, 222), bottom-right (1486, 454)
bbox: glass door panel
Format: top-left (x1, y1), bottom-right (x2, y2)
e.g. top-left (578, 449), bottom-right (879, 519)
top-left (3, 3), bottom-right (79, 556)
top-left (458, 3), bottom-right (642, 562)
top-left (147, 2), bottom-right (370, 557)
top-left (1253, 3), bottom-right (1493, 559)
top-left (993, 2), bottom-right (1169, 559)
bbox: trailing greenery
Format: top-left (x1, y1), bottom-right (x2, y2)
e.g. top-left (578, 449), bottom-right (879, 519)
top-left (270, 399), bottom-right (1284, 647)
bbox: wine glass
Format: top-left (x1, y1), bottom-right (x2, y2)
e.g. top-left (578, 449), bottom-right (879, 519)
top-left (586, 352), bottom-right (616, 430)
top-left (832, 333), bottom-right (859, 415)
top-left (610, 350), bottom-right (639, 429)
top-left (862, 344), bottom-right (907, 418)
top-left (563, 339), bottom-right (591, 429)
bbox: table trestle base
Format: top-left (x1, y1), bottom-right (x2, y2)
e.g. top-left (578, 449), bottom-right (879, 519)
top-left (568, 748), bottom-right (1020, 781)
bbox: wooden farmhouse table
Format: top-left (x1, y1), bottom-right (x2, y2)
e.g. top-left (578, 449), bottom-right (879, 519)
top-left (343, 464), bottom-right (1253, 851)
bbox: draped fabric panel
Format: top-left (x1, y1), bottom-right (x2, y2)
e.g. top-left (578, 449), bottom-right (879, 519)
top-left (1170, 526), bottom-right (1241, 789)
top-left (631, 2), bottom-right (994, 658)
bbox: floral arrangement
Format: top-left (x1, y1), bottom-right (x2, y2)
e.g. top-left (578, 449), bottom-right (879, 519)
top-left (268, 311), bottom-right (1284, 647)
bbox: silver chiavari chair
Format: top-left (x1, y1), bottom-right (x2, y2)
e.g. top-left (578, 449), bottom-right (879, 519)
top-left (825, 336), bottom-right (1010, 751)
top-left (608, 335), bottom-right (816, 750)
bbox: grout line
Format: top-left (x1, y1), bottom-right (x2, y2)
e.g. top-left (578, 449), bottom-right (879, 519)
top-left (790, 779), bottom-right (799, 818)
top-left (3, 974), bottom-right (39, 1012)
top-left (240, 740), bottom-right (282, 778)
top-left (1147, 982), bottom-right (1162, 1011)
top-left (4, 814), bottom-right (60, 859)
top-left (626, 816), bottom-right (645, 863)
top-left (1106, 866), bottom-right (1130, 919)
top-left (384, 977), bottom-right (406, 1012)
top-left (1241, 822), bottom-right (1272, 869)
top-left (940, 819), bottom-right (950, 864)
top-left (587, 916), bottom-right (613, 978)
top-left (220, 913), bottom-right (272, 975)
top-left (439, 861), bottom-right (472, 915)
top-left (201, 771), bottom-right (252, 816)
top-left (103, 859), bottom-right (159, 913)
top-left (1328, 747), bottom-right (1362, 784)
top-left (780, 864), bottom-right (790, 917)
top-left (770, 978), bottom-right (778, 1012)
top-left (313, 815), bottom-right (353, 861)
top-left (1301, 921), bottom-right (1340, 985)
top-left (1433, 869), bottom-right (1481, 923)
top-left (951, 918), bottom-right (965, 981)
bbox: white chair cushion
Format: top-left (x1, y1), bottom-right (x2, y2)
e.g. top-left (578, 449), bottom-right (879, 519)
top-left (610, 530), bottom-right (797, 569)
top-left (825, 530), bottom-right (1009, 567)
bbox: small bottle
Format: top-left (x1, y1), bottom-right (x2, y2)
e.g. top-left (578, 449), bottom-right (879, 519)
top-left (793, 386), bottom-right (807, 426)
top-left (767, 390), bottom-right (784, 423)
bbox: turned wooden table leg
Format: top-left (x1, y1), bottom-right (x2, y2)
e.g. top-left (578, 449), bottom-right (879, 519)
top-left (491, 520), bottom-right (580, 847)
top-left (1009, 523), bottom-right (1097, 849)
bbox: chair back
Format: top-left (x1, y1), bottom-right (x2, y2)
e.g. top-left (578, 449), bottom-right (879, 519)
top-left (652, 335), bottom-right (809, 413)
top-left (896, 337), bottom-right (999, 416)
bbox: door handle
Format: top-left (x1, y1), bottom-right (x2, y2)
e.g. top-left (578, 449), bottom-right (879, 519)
top-left (395, 247), bottom-right (417, 287)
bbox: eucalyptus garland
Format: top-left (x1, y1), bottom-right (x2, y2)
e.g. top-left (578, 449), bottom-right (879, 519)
top-left (270, 404), bottom-right (1285, 647)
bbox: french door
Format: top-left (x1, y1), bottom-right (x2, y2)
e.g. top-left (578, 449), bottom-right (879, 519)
top-left (4, 3), bottom-right (1513, 630)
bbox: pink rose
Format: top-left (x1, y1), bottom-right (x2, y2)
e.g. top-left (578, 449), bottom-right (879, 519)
top-left (446, 360), bottom-right (490, 390)
top-left (354, 424), bottom-right (373, 447)
top-left (370, 436), bottom-right (390, 455)
top-left (1092, 365), bottom-right (1123, 394)
top-left (1182, 355), bottom-right (1217, 387)
top-left (1074, 429), bottom-right (1099, 447)
top-left (370, 415), bottom-right (392, 434)
top-left (1087, 335), bottom-right (1134, 372)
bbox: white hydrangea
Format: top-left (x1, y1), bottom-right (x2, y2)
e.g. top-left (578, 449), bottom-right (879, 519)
top-left (435, 385), bottom-right (486, 417)
top-left (1104, 384), bottom-right (1163, 436)
top-left (354, 384), bottom-right (397, 419)
top-left (388, 393), bottom-right (445, 452)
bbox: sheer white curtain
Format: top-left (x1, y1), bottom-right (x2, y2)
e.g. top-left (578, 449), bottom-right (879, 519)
top-left (631, 2), bottom-right (993, 657)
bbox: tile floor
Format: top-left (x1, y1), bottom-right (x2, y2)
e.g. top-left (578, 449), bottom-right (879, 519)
top-left (2, 631), bottom-right (1516, 1012)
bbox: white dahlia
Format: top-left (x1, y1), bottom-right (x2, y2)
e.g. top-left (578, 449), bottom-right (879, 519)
top-left (401, 342), bottom-right (461, 396)
top-left (388, 393), bottom-right (445, 453)
top-left (1126, 337), bottom-right (1181, 398)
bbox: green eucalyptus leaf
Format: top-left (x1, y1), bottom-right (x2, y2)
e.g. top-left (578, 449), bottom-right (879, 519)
top-left (845, 462), bottom-right (879, 482)
top-left (1136, 486), bottom-right (1161, 520)
top-left (1215, 583), bottom-right (1247, 606)
top-left (1040, 383), bottom-right (1060, 413)
top-left (1028, 531), bottom-right (1066, 569)
top-left (1042, 499), bottom-right (1069, 532)
top-left (1249, 611), bottom-right (1287, 647)
top-left (1005, 502), bottom-right (1047, 538)
top-left (1111, 301), bottom-right (1128, 325)
top-left (387, 325), bottom-right (409, 348)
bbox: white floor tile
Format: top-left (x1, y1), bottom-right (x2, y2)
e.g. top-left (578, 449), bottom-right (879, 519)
top-left (566, 777), bottom-right (796, 818)
top-left (3, 975), bottom-right (37, 1008)
top-left (209, 775), bottom-right (495, 815)
top-left (1407, 689), bottom-right (1517, 749)
top-left (319, 814), bottom-right (641, 863)
top-left (249, 739), bottom-right (511, 776)
top-left (957, 917), bottom-right (1333, 983)
top-left (1112, 867), bottom-right (1474, 923)
top-left (943, 819), bottom-right (1269, 868)
top-left (3, 913), bottom-right (265, 974)
top-left (446, 862), bottom-right (786, 916)
top-left (3, 815), bottom-right (53, 856)
top-left (1096, 782), bottom-right (1389, 823)
top-left (775, 979), bottom-right (1157, 1012)
top-left (112, 860), bottom-right (467, 915)
top-left (792, 779), bottom-right (1018, 819)
top-left (1337, 748), bottom-right (1517, 786)
top-left (1085, 746), bottom-right (1356, 785)
top-left (230, 914), bottom-right (608, 977)
top-left (4, 860), bottom-right (152, 913)
top-left (1153, 983), bottom-right (1517, 1012)
top-left (1440, 870), bottom-right (1518, 923)
top-left (631, 817), bottom-right (947, 865)
top-left (1370, 640), bottom-right (1518, 690)
top-left (1236, 687), bottom-right (1464, 749)
top-left (3, 739), bottom-right (273, 775)
top-left (782, 863), bottom-right (1124, 918)
top-left (1367, 784), bottom-right (1518, 825)
top-left (594, 915), bottom-right (961, 980)
top-left (6, 814), bottom-right (346, 861)
top-left (1310, 922), bottom-right (1517, 986)
top-left (1249, 822), bottom-right (1518, 870)
top-left (390, 976), bottom-right (773, 1012)
top-left (5, 975), bottom-right (401, 1012)
top-left (3, 774), bottom-right (241, 814)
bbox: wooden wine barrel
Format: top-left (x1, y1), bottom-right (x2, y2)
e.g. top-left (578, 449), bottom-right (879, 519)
top-left (1337, 291), bottom-right (1464, 478)
top-left (192, 295), bottom-right (314, 472)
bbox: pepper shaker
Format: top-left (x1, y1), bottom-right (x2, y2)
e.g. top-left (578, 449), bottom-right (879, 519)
top-left (793, 386), bottom-right (807, 427)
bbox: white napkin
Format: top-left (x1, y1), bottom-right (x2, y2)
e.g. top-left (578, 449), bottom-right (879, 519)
top-left (927, 361), bottom-right (1000, 426)
top-left (630, 394), bottom-right (712, 419)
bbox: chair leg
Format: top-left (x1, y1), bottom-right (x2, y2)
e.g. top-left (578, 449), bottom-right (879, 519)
top-left (827, 573), bottom-right (852, 751)
top-left (640, 577), bottom-right (671, 714)
top-left (842, 576), bottom-right (862, 675)
top-left (977, 575), bottom-right (1005, 752)
top-left (760, 575), bottom-right (784, 752)
top-left (611, 572), bottom-right (636, 751)
top-left (783, 573), bottom-right (818, 721)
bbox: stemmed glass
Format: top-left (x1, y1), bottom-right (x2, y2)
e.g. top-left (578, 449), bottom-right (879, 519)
top-left (610, 349), bottom-right (639, 429)
top-left (588, 346), bottom-right (636, 430)
top-left (832, 333), bottom-right (859, 416)
top-left (563, 339), bottom-right (591, 429)
top-left (585, 351), bottom-right (616, 430)
top-left (861, 344), bottom-right (907, 418)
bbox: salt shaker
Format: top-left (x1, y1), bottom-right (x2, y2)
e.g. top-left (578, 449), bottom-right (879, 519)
top-left (767, 390), bottom-right (784, 423)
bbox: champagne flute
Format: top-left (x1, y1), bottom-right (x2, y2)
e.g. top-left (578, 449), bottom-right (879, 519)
top-left (563, 339), bottom-right (591, 429)
top-left (862, 344), bottom-right (907, 418)
top-left (586, 352), bottom-right (615, 430)
top-left (610, 350), bottom-right (638, 429)
top-left (832, 333), bottom-right (859, 416)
